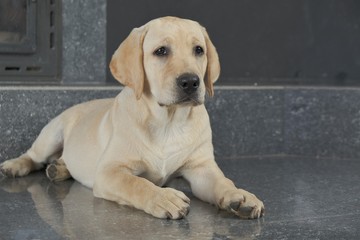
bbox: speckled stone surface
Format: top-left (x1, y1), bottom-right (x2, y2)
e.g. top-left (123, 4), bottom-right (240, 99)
top-left (1, 156), bottom-right (359, 239)
top-left (1, 86), bottom-right (360, 160)
top-left (62, 0), bottom-right (107, 83)
top-left (207, 88), bottom-right (283, 157)
top-left (1, 86), bottom-right (360, 239)
top-left (0, 87), bottom-right (118, 160)
top-left (0, 86), bottom-right (285, 161)
top-left (284, 88), bottom-right (360, 159)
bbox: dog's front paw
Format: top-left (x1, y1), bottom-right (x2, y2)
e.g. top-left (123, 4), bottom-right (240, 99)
top-left (219, 189), bottom-right (264, 219)
top-left (147, 188), bottom-right (190, 219)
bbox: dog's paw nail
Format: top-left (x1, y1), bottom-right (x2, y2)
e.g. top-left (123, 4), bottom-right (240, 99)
top-left (182, 205), bottom-right (190, 216)
top-left (230, 201), bottom-right (240, 211)
top-left (0, 166), bottom-right (10, 178)
top-left (0, 168), bottom-right (5, 178)
top-left (166, 211), bottom-right (173, 219)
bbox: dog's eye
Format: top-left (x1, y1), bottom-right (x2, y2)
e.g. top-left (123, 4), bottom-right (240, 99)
top-left (194, 46), bottom-right (204, 56)
top-left (154, 46), bottom-right (169, 56)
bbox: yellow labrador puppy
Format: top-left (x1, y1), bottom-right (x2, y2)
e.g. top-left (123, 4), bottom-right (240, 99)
top-left (0, 17), bottom-right (264, 219)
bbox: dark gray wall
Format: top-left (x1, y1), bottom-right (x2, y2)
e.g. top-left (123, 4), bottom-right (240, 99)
top-left (107, 0), bottom-right (360, 86)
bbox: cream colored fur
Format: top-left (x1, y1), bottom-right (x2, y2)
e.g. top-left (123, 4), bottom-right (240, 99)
top-left (0, 17), bottom-right (264, 219)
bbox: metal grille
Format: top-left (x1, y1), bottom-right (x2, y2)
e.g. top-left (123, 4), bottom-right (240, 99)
top-left (0, 0), bottom-right (61, 84)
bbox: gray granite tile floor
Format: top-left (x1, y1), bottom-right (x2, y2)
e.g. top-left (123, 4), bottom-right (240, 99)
top-left (1, 156), bottom-right (359, 240)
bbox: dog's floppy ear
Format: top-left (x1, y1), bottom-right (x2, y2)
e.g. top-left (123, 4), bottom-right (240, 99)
top-left (110, 26), bottom-right (147, 100)
top-left (202, 28), bottom-right (221, 97)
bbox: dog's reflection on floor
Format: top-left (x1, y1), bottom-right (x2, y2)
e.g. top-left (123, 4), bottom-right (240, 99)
top-left (0, 173), bottom-right (262, 239)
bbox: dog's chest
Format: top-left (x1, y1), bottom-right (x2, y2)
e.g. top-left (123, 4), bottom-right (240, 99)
top-left (143, 123), bottom-right (195, 185)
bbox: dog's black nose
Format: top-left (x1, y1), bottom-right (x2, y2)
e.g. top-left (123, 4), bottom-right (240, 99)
top-left (176, 73), bottom-right (200, 95)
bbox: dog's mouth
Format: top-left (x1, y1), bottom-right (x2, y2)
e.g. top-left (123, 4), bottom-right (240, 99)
top-left (177, 97), bottom-right (202, 106)
top-left (158, 95), bottom-right (203, 107)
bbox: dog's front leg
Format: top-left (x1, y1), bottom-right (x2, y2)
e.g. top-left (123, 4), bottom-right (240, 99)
top-left (182, 160), bottom-right (264, 219)
top-left (93, 163), bottom-right (190, 219)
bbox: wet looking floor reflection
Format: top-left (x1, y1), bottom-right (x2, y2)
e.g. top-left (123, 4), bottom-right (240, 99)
top-left (1, 156), bottom-right (360, 239)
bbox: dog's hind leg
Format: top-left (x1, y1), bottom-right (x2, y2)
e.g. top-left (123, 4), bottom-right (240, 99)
top-left (1, 116), bottom-right (65, 178)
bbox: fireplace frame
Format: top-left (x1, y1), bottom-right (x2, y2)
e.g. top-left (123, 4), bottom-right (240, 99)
top-left (0, 0), bottom-right (61, 84)
top-left (0, 0), bottom-right (36, 53)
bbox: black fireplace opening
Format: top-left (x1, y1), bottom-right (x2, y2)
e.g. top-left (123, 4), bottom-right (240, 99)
top-left (0, 0), bottom-right (61, 84)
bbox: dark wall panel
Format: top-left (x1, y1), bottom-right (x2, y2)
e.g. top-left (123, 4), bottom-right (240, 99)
top-left (107, 0), bottom-right (360, 86)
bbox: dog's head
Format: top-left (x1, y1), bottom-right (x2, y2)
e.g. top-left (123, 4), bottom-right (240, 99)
top-left (110, 16), bottom-right (220, 106)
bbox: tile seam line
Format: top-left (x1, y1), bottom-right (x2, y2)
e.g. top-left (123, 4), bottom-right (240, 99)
top-left (2, 85), bottom-right (360, 91)
top-left (0, 86), bottom-right (124, 91)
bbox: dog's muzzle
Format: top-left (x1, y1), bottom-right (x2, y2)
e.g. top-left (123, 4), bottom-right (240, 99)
top-left (176, 73), bottom-right (200, 95)
top-left (174, 73), bottom-right (203, 105)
